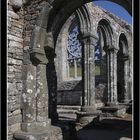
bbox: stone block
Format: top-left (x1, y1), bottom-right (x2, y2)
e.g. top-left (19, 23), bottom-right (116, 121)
top-left (8, 34), bottom-right (23, 43)
top-left (8, 58), bottom-right (22, 65)
top-left (8, 134), bottom-right (13, 140)
top-left (99, 105), bottom-right (127, 117)
top-left (8, 104), bottom-right (21, 113)
top-left (8, 11), bottom-right (20, 19)
top-left (8, 101), bottom-right (21, 112)
top-left (8, 83), bottom-right (19, 96)
top-left (9, 123), bottom-right (21, 133)
top-left (12, 109), bottom-right (21, 115)
top-left (8, 114), bottom-right (22, 125)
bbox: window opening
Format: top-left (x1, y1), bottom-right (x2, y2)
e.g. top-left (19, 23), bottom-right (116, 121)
top-left (67, 25), bottom-right (82, 79)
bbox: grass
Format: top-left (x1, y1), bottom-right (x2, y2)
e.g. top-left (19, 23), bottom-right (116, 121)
top-left (69, 66), bottom-right (100, 77)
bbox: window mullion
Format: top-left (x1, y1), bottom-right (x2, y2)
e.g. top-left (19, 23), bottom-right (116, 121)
top-left (74, 59), bottom-right (77, 78)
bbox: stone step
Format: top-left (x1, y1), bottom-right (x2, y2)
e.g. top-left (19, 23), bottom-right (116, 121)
top-left (57, 105), bottom-right (81, 111)
top-left (57, 109), bottom-right (78, 114)
top-left (58, 113), bottom-right (77, 121)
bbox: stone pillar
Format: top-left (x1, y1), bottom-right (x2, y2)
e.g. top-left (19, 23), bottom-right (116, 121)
top-left (106, 47), bottom-right (118, 105)
top-left (20, 25), bottom-right (51, 132)
top-left (123, 56), bottom-right (129, 103)
top-left (76, 33), bottom-right (100, 128)
top-left (81, 33), bottom-right (98, 111)
top-left (36, 64), bottom-right (51, 123)
top-left (21, 61), bottom-right (51, 132)
top-left (99, 47), bottom-right (128, 118)
top-left (21, 64), bottom-right (37, 126)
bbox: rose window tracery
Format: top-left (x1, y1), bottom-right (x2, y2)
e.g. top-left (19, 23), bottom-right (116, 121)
top-left (66, 24), bottom-right (102, 78)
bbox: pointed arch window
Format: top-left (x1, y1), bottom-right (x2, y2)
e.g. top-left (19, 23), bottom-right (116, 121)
top-left (67, 25), bottom-right (82, 79)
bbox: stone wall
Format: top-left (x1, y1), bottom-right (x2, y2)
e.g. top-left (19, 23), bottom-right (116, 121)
top-left (57, 80), bottom-right (82, 105)
top-left (23, 0), bottom-right (47, 52)
top-left (8, 1), bottom-right (47, 139)
top-left (8, 1), bottom-right (24, 140)
top-left (57, 80), bottom-right (107, 105)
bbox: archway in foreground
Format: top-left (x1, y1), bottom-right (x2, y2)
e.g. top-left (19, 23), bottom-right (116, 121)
top-left (29, 0), bottom-right (132, 121)
top-left (24, 0), bottom-right (132, 135)
top-left (47, 0), bottom-right (132, 47)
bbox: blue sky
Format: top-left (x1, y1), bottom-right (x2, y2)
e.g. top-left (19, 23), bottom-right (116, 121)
top-left (93, 1), bottom-right (132, 24)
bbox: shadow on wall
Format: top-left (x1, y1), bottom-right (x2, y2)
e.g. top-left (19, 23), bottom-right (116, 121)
top-left (45, 47), bottom-right (58, 123)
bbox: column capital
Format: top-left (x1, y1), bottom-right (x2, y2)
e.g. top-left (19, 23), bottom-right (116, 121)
top-left (29, 48), bottom-right (49, 65)
top-left (80, 32), bottom-right (98, 48)
top-left (118, 55), bottom-right (129, 61)
top-left (107, 46), bottom-right (119, 53)
top-left (81, 32), bottom-right (98, 42)
top-left (122, 55), bottom-right (129, 61)
top-left (29, 26), bottom-right (49, 65)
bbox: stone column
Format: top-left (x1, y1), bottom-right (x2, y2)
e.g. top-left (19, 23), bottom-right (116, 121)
top-left (76, 33), bottom-right (100, 128)
top-left (21, 63), bottom-right (37, 127)
top-left (81, 33), bottom-right (98, 111)
top-left (123, 56), bottom-right (129, 103)
top-left (21, 26), bottom-right (51, 132)
top-left (106, 47), bottom-right (118, 105)
top-left (36, 64), bottom-right (51, 124)
top-left (21, 59), bottom-right (51, 132)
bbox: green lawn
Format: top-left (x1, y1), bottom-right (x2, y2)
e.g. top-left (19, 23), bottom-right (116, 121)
top-left (69, 66), bottom-right (100, 77)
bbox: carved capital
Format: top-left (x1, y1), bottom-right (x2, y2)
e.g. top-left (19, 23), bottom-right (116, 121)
top-left (81, 32), bottom-right (98, 46)
top-left (122, 55), bottom-right (129, 61)
top-left (107, 46), bottom-right (119, 53)
top-left (29, 26), bottom-right (49, 65)
top-left (29, 48), bottom-right (49, 65)
top-left (82, 32), bottom-right (98, 40)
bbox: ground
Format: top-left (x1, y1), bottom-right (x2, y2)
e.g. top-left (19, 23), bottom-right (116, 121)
top-left (58, 107), bottom-right (132, 140)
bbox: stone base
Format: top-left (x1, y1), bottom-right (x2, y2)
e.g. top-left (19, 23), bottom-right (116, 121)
top-left (13, 125), bottom-right (63, 140)
top-left (76, 108), bottom-right (101, 130)
top-left (14, 122), bottom-right (77, 140)
top-left (21, 120), bottom-right (51, 132)
top-left (99, 105), bottom-right (127, 118)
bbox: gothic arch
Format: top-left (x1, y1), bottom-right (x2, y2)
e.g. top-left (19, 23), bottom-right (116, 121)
top-left (97, 19), bottom-right (113, 50)
top-left (117, 33), bottom-right (130, 103)
top-left (55, 14), bottom-right (82, 81)
top-left (47, 0), bottom-right (132, 36)
top-left (119, 33), bottom-right (129, 56)
top-left (75, 5), bottom-right (92, 35)
top-left (29, 0), bottom-right (132, 62)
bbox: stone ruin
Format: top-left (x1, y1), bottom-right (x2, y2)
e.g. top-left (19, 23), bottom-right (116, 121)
top-left (8, 0), bottom-right (132, 140)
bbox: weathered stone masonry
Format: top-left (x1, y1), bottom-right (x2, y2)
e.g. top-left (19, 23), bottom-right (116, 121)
top-left (8, 0), bottom-right (132, 140)
top-left (8, 2), bottom-right (24, 139)
top-left (55, 4), bottom-right (132, 106)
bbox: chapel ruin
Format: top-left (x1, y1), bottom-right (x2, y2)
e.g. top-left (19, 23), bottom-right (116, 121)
top-left (8, 0), bottom-right (132, 140)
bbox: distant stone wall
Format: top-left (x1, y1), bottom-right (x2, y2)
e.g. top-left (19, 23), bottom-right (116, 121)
top-left (57, 80), bottom-right (82, 105)
top-left (57, 80), bottom-right (107, 105)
